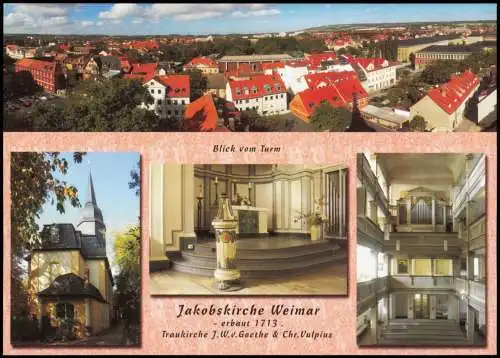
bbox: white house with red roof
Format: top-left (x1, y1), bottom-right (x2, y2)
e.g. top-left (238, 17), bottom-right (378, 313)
top-left (142, 75), bottom-right (191, 122)
top-left (345, 55), bottom-right (398, 92)
top-left (183, 56), bottom-right (219, 74)
top-left (410, 70), bottom-right (480, 131)
top-left (226, 74), bottom-right (287, 116)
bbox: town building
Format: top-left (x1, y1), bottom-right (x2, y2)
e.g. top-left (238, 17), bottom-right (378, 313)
top-left (359, 105), bottom-right (409, 130)
top-left (301, 71), bottom-right (360, 90)
top-left (289, 77), bottom-right (368, 122)
top-left (477, 88), bottom-right (497, 127)
top-left (217, 54), bottom-right (295, 73)
top-left (282, 60), bottom-right (310, 94)
top-left (225, 74), bottom-right (287, 116)
top-left (306, 52), bottom-right (337, 71)
top-left (262, 62), bottom-right (285, 79)
top-left (27, 173), bottom-right (114, 339)
top-left (15, 58), bottom-right (64, 93)
top-left (204, 73), bottom-right (228, 99)
top-left (356, 153), bottom-right (486, 346)
top-left (397, 35), bottom-right (463, 63)
top-left (410, 70), bottom-right (480, 131)
top-left (128, 39), bottom-right (159, 52)
top-left (6, 45), bottom-right (40, 59)
top-left (149, 164), bottom-right (348, 295)
top-left (415, 42), bottom-right (497, 70)
top-left (83, 57), bottom-right (100, 80)
top-left (142, 75), bottom-right (190, 123)
top-left (183, 56), bottom-right (219, 74)
top-left (347, 57), bottom-right (398, 92)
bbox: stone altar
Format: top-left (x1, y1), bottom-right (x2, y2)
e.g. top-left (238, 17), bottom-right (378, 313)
top-left (231, 206), bottom-right (269, 235)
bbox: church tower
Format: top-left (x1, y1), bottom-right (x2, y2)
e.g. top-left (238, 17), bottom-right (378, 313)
top-left (77, 172), bottom-right (107, 249)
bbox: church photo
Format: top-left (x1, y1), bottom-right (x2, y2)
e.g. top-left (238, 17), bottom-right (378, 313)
top-left (149, 164), bottom-right (348, 295)
top-left (10, 152), bottom-right (141, 346)
top-left (356, 153), bottom-right (487, 346)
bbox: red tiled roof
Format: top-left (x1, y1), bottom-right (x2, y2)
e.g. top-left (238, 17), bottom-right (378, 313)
top-left (123, 73), bottom-right (147, 82)
top-left (130, 39), bottom-right (159, 50)
top-left (286, 60), bottom-right (309, 68)
top-left (6, 44), bottom-right (18, 50)
top-left (16, 58), bottom-right (56, 73)
top-left (145, 75), bottom-right (190, 98)
top-left (262, 62), bottom-right (285, 70)
top-left (350, 58), bottom-right (390, 72)
top-left (426, 69), bottom-right (480, 114)
top-left (307, 52), bottom-right (337, 66)
top-left (228, 74), bottom-right (286, 100)
top-left (304, 71), bottom-right (358, 90)
top-left (120, 60), bottom-right (131, 70)
top-left (185, 56), bottom-right (217, 68)
top-left (131, 62), bottom-right (158, 76)
top-left (296, 78), bottom-right (368, 116)
top-left (184, 94), bottom-right (220, 132)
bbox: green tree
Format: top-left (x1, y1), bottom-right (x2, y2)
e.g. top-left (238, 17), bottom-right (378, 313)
top-left (409, 115), bottom-right (426, 132)
top-left (248, 114), bottom-right (295, 132)
top-left (310, 102), bottom-right (352, 132)
top-left (10, 152), bottom-right (85, 332)
top-left (20, 78), bottom-right (160, 131)
top-left (181, 69), bottom-right (208, 102)
top-left (419, 60), bottom-right (460, 85)
top-left (113, 225), bottom-right (141, 330)
top-left (128, 162), bottom-right (140, 197)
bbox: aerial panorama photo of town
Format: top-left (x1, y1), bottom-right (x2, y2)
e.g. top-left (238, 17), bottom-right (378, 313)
top-left (3, 3), bottom-right (497, 132)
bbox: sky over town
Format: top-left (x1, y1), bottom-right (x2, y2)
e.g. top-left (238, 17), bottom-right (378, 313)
top-left (3, 3), bottom-right (497, 35)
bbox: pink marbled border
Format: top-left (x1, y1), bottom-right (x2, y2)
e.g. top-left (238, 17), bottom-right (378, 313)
top-left (2, 132), bottom-right (497, 355)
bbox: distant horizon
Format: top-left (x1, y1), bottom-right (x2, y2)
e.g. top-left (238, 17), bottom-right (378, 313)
top-left (3, 3), bottom-right (497, 37)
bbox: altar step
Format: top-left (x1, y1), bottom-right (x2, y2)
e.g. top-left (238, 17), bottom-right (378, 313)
top-left (170, 239), bottom-right (346, 278)
top-left (379, 319), bottom-right (469, 346)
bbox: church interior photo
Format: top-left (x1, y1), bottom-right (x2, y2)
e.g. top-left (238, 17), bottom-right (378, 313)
top-left (356, 153), bottom-right (487, 347)
top-left (149, 164), bottom-right (348, 295)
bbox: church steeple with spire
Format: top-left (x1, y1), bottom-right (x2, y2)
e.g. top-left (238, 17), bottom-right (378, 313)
top-left (77, 171), bottom-right (106, 250)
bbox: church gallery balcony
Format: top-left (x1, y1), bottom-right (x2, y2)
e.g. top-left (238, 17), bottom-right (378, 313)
top-left (383, 232), bottom-right (460, 256)
top-left (389, 275), bottom-right (457, 291)
top-left (357, 154), bottom-right (388, 217)
top-left (455, 277), bottom-right (486, 309)
top-left (453, 154), bottom-right (485, 218)
top-left (468, 215), bottom-right (486, 251)
top-left (357, 277), bottom-right (389, 312)
top-left (357, 215), bottom-right (384, 250)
